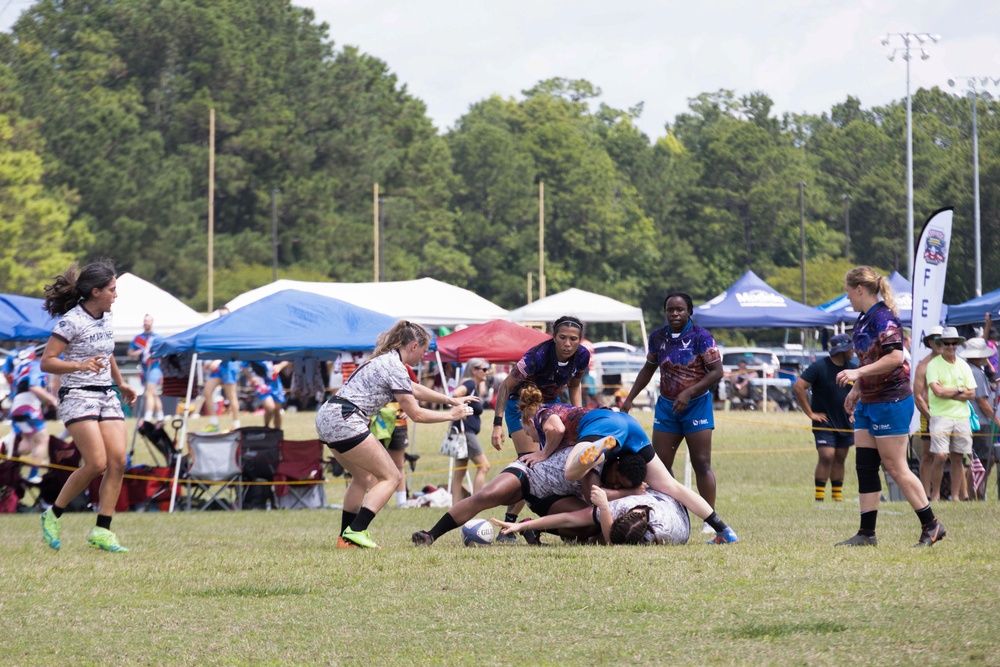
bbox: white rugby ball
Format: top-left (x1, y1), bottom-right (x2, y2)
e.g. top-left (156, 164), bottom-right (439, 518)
top-left (461, 519), bottom-right (495, 547)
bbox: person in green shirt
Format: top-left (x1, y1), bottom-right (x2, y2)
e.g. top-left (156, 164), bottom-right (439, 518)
top-left (926, 327), bottom-right (976, 501)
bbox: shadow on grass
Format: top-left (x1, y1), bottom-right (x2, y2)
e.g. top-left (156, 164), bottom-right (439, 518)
top-left (193, 585), bottom-right (311, 598)
top-left (726, 620), bottom-right (848, 640)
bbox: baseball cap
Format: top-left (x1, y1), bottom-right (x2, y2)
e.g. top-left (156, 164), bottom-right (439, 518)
top-left (829, 334), bottom-right (853, 355)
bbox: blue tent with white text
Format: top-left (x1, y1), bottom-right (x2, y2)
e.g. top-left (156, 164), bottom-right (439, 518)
top-left (692, 271), bottom-right (838, 328)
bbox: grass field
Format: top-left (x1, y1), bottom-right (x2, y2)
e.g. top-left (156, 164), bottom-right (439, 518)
top-left (3, 408), bottom-right (1000, 666)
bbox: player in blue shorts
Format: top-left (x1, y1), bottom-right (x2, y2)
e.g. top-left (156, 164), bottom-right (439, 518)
top-left (127, 314), bottom-right (164, 426)
top-left (490, 315), bottom-right (590, 534)
top-left (621, 292), bottom-right (724, 531)
top-left (251, 361), bottom-right (289, 429)
top-left (835, 266), bottom-right (944, 547)
top-left (4, 344), bottom-right (58, 483)
top-left (561, 407), bottom-right (738, 544)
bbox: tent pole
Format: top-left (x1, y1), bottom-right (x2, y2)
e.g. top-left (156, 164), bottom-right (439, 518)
top-left (639, 319), bottom-right (648, 354)
top-left (169, 353), bottom-right (198, 512)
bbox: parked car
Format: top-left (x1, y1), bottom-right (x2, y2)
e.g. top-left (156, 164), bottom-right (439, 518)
top-left (589, 341), bottom-right (654, 407)
top-left (774, 345), bottom-right (821, 382)
top-left (718, 347), bottom-right (781, 377)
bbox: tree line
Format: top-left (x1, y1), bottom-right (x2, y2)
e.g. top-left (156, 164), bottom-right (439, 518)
top-left (1, 0), bottom-right (997, 335)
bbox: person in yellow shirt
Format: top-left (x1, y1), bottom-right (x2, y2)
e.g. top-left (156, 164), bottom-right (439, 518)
top-left (926, 327), bottom-right (976, 501)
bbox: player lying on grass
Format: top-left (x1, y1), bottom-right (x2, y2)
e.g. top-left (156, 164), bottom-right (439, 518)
top-left (491, 485), bottom-right (690, 545)
top-left (557, 404), bottom-right (739, 544)
top-left (411, 445), bottom-right (648, 546)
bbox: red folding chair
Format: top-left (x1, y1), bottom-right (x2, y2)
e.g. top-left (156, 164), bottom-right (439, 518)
top-left (273, 439), bottom-right (325, 509)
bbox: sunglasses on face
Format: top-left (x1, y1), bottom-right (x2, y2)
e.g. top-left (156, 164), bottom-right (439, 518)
top-left (941, 341), bottom-right (960, 347)
top-left (476, 367), bottom-right (489, 371)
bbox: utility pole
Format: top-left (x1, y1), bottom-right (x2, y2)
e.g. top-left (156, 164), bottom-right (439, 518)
top-left (799, 182), bottom-right (807, 304)
top-left (207, 108), bottom-right (215, 311)
top-left (373, 183), bottom-right (379, 282)
top-left (842, 194), bottom-right (852, 262)
top-left (271, 188), bottom-right (279, 282)
top-left (538, 181), bottom-right (546, 299)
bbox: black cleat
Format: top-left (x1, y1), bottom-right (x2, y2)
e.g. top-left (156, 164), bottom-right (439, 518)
top-left (835, 533), bottom-right (878, 547)
top-left (411, 530), bottom-right (434, 546)
top-left (915, 520), bottom-right (946, 547)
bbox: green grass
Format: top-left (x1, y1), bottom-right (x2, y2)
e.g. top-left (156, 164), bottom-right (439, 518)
top-left (3, 409), bottom-right (1000, 666)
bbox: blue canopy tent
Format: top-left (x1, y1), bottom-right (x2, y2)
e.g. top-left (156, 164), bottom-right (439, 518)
top-left (693, 271), bottom-right (838, 328)
top-left (0, 294), bottom-right (57, 340)
top-left (817, 271), bottom-right (921, 327)
top-left (150, 290), bottom-right (409, 511)
top-left (151, 289), bottom-right (402, 361)
top-left (945, 287), bottom-right (1000, 326)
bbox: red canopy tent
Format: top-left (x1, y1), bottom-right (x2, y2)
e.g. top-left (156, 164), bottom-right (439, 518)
top-left (424, 319), bottom-right (551, 363)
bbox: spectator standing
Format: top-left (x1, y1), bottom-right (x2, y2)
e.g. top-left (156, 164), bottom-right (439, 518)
top-left (913, 327), bottom-right (944, 497)
top-left (793, 333), bottom-right (856, 502)
top-left (127, 314), bottom-right (164, 427)
top-left (959, 337), bottom-right (998, 500)
top-left (926, 327), bottom-right (975, 501)
top-left (447, 358), bottom-right (491, 507)
top-left (4, 343), bottom-right (58, 483)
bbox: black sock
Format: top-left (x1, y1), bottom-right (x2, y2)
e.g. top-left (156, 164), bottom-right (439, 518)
top-left (52, 505), bottom-right (65, 519)
top-left (341, 510), bottom-right (357, 536)
top-left (705, 512), bottom-right (727, 532)
top-left (915, 504), bottom-right (936, 526)
top-left (859, 510), bottom-right (877, 536)
top-left (348, 507), bottom-right (377, 533)
top-left (428, 513), bottom-right (458, 540)
top-left (96, 515), bottom-right (112, 530)
top-left (504, 512), bottom-right (518, 523)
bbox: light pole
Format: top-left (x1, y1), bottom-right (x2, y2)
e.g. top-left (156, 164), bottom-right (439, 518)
top-left (882, 32), bottom-right (940, 279)
top-left (842, 194), bottom-right (851, 262)
top-left (271, 188), bottom-right (280, 282)
top-left (947, 76), bottom-right (1000, 297)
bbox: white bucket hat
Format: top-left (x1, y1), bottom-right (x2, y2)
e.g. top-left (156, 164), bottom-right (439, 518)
top-left (960, 337), bottom-right (993, 359)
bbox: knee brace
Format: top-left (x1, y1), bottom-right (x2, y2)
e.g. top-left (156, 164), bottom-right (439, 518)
top-left (856, 447), bottom-right (882, 494)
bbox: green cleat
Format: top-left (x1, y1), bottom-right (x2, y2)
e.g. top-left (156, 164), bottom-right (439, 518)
top-left (87, 526), bottom-right (129, 553)
top-left (341, 527), bottom-right (380, 550)
top-left (41, 508), bottom-right (61, 551)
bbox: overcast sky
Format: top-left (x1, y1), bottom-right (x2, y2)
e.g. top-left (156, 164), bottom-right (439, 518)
top-left (3, 1), bottom-right (999, 138)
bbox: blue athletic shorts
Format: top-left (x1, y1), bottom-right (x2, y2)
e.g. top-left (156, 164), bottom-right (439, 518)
top-left (506, 395), bottom-right (563, 435)
top-left (145, 366), bottom-right (163, 386)
top-left (220, 361), bottom-right (242, 385)
top-left (653, 391), bottom-right (714, 435)
top-left (853, 395), bottom-right (914, 437)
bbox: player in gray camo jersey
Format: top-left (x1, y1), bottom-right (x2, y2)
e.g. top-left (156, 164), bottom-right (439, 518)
top-left (315, 321), bottom-right (477, 549)
top-left (38, 261), bottom-right (137, 553)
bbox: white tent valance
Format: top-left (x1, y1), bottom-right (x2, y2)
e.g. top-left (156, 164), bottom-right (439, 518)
top-left (506, 288), bottom-right (648, 351)
top-left (225, 277), bottom-right (508, 328)
top-left (112, 273), bottom-right (207, 343)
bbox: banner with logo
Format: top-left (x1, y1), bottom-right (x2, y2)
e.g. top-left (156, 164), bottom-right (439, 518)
top-left (910, 207), bottom-right (953, 433)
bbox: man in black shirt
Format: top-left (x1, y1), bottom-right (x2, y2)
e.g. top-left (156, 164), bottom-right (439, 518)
top-left (794, 334), bottom-right (858, 501)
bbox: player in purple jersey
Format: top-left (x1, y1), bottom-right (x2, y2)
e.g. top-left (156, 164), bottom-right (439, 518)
top-left (621, 293), bottom-right (724, 515)
top-left (38, 261), bottom-right (137, 553)
top-left (835, 266), bottom-right (944, 548)
top-left (517, 387), bottom-right (589, 468)
top-left (490, 316), bottom-right (590, 535)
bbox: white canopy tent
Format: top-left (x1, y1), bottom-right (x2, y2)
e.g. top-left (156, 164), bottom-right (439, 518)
top-left (112, 273), bottom-right (207, 344)
top-left (505, 288), bottom-right (648, 351)
top-left (225, 277), bottom-right (509, 328)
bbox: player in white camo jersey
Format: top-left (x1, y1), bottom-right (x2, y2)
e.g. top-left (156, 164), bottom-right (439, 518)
top-left (38, 261), bottom-right (137, 553)
top-left (491, 486), bottom-right (691, 545)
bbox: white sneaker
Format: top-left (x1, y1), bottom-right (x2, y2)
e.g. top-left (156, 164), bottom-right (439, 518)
top-left (701, 522), bottom-right (715, 534)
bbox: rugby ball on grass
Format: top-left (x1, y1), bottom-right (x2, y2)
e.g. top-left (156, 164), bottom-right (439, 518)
top-left (461, 519), bottom-right (495, 547)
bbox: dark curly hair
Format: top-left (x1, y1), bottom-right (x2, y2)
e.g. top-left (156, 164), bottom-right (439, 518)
top-left (43, 261), bottom-right (117, 316)
top-left (615, 452), bottom-right (647, 488)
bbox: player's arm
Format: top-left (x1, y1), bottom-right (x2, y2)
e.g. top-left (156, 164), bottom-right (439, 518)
top-left (490, 507), bottom-right (594, 534)
top-left (621, 361), bottom-right (657, 413)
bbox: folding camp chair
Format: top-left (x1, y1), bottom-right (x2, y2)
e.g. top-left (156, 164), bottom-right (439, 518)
top-left (273, 439), bottom-right (325, 509)
top-left (238, 426), bottom-right (282, 509)
top-left (185, 431), bottom-right (242, 511)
